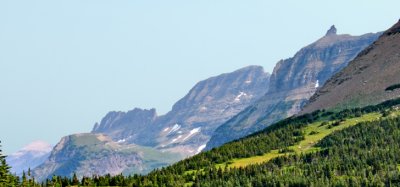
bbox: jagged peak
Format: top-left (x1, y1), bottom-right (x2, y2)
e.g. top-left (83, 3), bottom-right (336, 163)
top-left (325, 25), bottom-right (337, 36)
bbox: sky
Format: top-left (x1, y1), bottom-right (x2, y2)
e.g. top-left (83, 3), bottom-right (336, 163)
top-left (0, 0), bottom-right (399, 154)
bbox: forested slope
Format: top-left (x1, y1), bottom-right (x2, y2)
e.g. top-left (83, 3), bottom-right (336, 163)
top-left (37, 98), bottom-right (400, 186)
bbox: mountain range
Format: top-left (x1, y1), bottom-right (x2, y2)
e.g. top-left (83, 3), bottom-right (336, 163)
top-left (9, 25), bottom-right (382, 180)
top-left (101, 20), bottom-right (400, 186)
top-left (32, 133), bottom-right (180, 181)
top-left (32, 66), bottom-right (271, 180)
top-left (92, 66), bottom-right (271, 156)
top-left (302, 21), bottom-right (400, 114)
top-left (205, 26), bottom-right (380, 150)
top-left (6, 141), bottom-right (52, 175)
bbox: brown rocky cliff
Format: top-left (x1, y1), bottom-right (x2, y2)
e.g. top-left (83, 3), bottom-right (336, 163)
top-left (302, 20), bottom-right (400, 114)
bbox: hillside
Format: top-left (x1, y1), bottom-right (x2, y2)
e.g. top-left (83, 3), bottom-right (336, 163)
top-left (91, 65), bottom-right (270, 156)
top-left (30, 27), bottom-right (381, 180)
top-left (32, 134), bottom-right (180, 181)
top-left (302, 20), bottom-right (400, 114)
top-left (29, 20), bottom-right (400, 187)
top-left (45, 98), bottom-right (400, 186)
top-left (32, 66), bottom-right (270, 180)
top-left (206, 26), bottom-right (380, 150)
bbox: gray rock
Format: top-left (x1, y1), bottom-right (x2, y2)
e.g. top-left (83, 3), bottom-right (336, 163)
top-left (302, 20), bottom-right (400, 114)
top-left (92, 108), bottom-right (157, 144)
top-left (34, 66), bottom-right (271, 180)
top-left (93, 65), bottom-right (270, 156)
top-left (205, 27), bottom-right (380, 150)
top-left (32, 133), bottom-right (180, 181)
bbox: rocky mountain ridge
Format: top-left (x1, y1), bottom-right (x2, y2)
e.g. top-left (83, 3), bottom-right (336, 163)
top-left (32, 133), bottom-right (180, 181)
top-left (30, 25), bottom-right (381, 180)
top-left (91, 65), bottom-right (270, 156)
top-left (206, 26), bottom-right (381, 150)
top-left (32, 66), bottom-right (271, 179)
top-left (301, 20), bottom-right (400, 114)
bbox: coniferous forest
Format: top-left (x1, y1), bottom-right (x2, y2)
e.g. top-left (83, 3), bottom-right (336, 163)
top-left (2, 99), bottom-right (400, 186)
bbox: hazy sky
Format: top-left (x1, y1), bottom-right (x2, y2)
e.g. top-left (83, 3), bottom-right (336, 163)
top-left (1, 0), bottom-right (399, 154)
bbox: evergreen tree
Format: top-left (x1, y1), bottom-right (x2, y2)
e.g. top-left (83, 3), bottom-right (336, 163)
top-left (72, 172), bottom-right (79, 185)
top-left (0, 140), bottom-right (15, 186)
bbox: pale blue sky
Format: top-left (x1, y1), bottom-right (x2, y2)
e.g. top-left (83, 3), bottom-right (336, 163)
top-left (0, 0), bottom-right (399, 154)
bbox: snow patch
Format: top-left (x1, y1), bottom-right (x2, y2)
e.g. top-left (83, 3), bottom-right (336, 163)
top-left (234, 92), bottom-right (248, 102)
top-left (199, 106), bottom-right (207, 112)
top-left (190, 127), bottom-right (201, 135)
top-left (117, 139), bottom-right (126, 143)
top-left (182, 127), bottom-right (201, 141)
top-left (162, 127), bottom-right (170, 132)
top-left (169, 124), bottom-right (181, 134)
top-left (196, 144), bottom-right (207, 154)
top-left (171, 135), bottom-right (183, 143)
top-left (315, 80), bottom-right (319, 88)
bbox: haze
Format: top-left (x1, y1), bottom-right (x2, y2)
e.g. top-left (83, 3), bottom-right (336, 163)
top-left (1, 0), bottom-right (399, 154)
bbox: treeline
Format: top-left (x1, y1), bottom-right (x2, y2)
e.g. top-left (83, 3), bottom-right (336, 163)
top-left (188, 116), bottom-right (400, 186)
top-left (0, 141), bottom-right (22, 186)
top-left (2, 98), bottom-right (400, 186)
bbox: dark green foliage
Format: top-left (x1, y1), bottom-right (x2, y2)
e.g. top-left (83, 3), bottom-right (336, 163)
top-left (161, 115), bottom-right (400, 186)
top-left (327, 121), bottom-right (342, 129)
top-left (0, 141), bottom-right (11, 185)
top-left (382, 109), bottom-right (391, 117)
top-left (278, 147), bottom-right (294, 154)
top-left (385, 83), bottom-right (400, 91)
top-left (319, 121), bottom-right (329, 127)
top-left (0, 141), bottom-right (20, 186)
top-left (7, 98), bottom-right (400, 186)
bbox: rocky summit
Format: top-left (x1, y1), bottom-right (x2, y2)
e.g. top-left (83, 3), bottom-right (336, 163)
top-left (205, 26), bottom-right (380, 150)
top-left (30, 25), bottom-right (382, 181)
top-left (92, 65), bottom-right (270, 157)
top-left (302, 20), bottom-right (400, 114)
top-left (32, 133), bottom-right (180, 181)
top-left (33, 66), bottom-right (270, 180)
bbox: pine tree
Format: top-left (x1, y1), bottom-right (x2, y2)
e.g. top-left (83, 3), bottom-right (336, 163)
top-left (22, 171), bottom-right (28, 186)
top-left (72, 172), bottom-right (79, 185)
top-left (0, 140), bottom-right (12, 185)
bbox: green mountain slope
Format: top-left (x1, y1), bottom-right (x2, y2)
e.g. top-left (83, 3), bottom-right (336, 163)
top-left (102, 98), bottom-right (400, 186)
top-left (34, 20), bottom-right (400, 187)
top-left (17, 99), bottom-right (400, 186)
top-left (32, 133), bottom-right (180, 181)
top-left (206, 26), bottom-right (380, 150)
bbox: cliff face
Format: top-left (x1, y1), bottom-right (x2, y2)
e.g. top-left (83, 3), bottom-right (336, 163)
top-left (31, 25), bottom-right (384, 180)
top-left (302, 21), bottom-right (400, 114)
top-left (92, 108), bottom-right (157, 143)
top-left (90, 66), bottom-right (270, 156)
top-left (138, 66), bottom-right (270, 155)
top-left (33, 66), bottom-right (271, 180)
top-left (32, 133), bottom-right (179, 181)
top-left (206, 26), bottom-right (380, 150)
